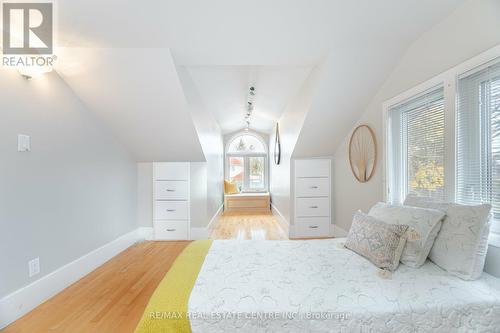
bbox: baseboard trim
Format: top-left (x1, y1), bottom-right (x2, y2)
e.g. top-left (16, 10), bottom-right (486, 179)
top-left (189, 204), bottom-right (223, 240)
top-left (271, 203), bottom-right (289, 226)
top-left (271, 203), bottom-right (290, 237)
top-left (333, 225), bottom-right (349, 237)
top-left (0, 229), bottom-right (141, 329)
top-left (207, 203), bottom-right (223, 231)
top-left (138, 227), bottom-right (154, 241)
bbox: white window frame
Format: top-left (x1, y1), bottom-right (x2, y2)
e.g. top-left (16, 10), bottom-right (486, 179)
top-left (383, 44), bottom-right (500, 247)
top-left (386, 85), bottom-right (447, 204)
top-left (225, 132), bottom-right (268, 193)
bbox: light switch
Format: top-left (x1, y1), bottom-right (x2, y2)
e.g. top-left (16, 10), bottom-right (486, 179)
top-left (18, 134), bottom-right (31, 152)
top-left (28, 257), bottom-right (40, 277)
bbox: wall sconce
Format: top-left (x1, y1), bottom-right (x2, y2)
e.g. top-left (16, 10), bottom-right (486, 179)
top-left (18, 65), bottom-right (53, 80)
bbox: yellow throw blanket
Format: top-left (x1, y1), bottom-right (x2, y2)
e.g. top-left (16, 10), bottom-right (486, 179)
top-left (134, 240), bottom-right (212, 333)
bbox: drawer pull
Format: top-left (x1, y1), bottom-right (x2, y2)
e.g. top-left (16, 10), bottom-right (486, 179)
top-left (309, 225), bottom-right (319, 229)
top-left (309, 205), bottom-right (318, 209)
top-left (166, 209), bottom-right (176, 212)
top-left (166, 228), bottom-right (176, 232)
top-left (310, 186), bottom-right (319, 189)
top-left (166, 189), bottom-right (176, 192)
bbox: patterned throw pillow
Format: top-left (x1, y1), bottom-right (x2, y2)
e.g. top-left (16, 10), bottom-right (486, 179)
top-left (404, 194), bottom-right (491, 280)
top-left (368, 202), bottom-right (445, 268)
top-left (345, 211), bottom-right (409, 271)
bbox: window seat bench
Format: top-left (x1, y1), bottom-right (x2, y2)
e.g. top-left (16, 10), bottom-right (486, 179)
top-left (224, 192), bottom-right (271, 213)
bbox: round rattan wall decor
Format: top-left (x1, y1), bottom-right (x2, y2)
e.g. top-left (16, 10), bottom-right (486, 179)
top-left (348, 124), bottom-right (377, 183)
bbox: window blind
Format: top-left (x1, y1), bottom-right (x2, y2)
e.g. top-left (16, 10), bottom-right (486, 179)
top-left (389, 87), bottom-right (445, 202)
top-left (457, 59), bottom-right (500, 233)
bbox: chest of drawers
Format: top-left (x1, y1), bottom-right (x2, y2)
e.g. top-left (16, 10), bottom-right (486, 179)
top-left (294, 159), bottom-right (331, 238)
top-left (153, 162), bottom-right (190, 240)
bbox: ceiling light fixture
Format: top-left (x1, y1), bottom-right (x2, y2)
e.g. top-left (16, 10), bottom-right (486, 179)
top-left (245, 86), bottom-right (256, 130)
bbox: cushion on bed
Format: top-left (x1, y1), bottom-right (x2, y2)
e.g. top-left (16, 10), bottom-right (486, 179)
top-left (345, 211), bottom-right (409, 271)
top-left (368, 202), bottom-right (445, 268)
top-left (404, 194), bottom-right (491, 280)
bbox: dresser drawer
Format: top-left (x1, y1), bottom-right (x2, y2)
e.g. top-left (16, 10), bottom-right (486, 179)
top-left (155, 180), bottom-right (188, 200)
top-left (295, 217), bottom-right (330, 237)
top-left (295, 177), bottom-right (329, 197)
top-left (295, 197), bottom-right (329, 217)
top-left (295, 159), bottom-right (330, 178)
top-left (154, 162), bottom-right (189, 181)
top-left (154, 220), bottom-right (188, 240)
top-left (154, 201), bottom-right (189, 220)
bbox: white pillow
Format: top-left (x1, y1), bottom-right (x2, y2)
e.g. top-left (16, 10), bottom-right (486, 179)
top-left (404, 194), bottom-right (491, 280)
top-left (368, 202), bottom-right (445, 268)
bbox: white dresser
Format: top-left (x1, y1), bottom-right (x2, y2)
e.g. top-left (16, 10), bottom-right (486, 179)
top-left (294, 159), bottom-right (331, 238)
top-left (153, 162), bottom-right (190, 240)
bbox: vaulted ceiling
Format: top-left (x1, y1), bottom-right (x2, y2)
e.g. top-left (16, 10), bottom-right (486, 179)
top-left (186, 66), bottom-right (312, 133)
top-left (52, 0), bottom-right (466, 161)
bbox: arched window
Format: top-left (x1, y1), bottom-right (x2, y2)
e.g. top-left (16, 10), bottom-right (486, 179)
top-left (226, 133), bottom-right (268, 192)
top-left (227, 135), bottom-right (267, 154)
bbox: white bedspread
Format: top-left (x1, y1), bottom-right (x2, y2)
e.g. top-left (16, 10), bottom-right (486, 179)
top-left (188, 239), bottom-right (500, 333)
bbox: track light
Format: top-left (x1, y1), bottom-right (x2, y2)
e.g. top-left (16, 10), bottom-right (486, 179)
top-left (244, 86), bottom-right (256, 130)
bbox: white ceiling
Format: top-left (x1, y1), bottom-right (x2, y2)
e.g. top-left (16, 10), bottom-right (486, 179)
top-left (186, 66), bottom-right (312, 133)
top-left (50, 0), bottom-right (466, 160)
top-left (55, 0), bottom-right (464, 64)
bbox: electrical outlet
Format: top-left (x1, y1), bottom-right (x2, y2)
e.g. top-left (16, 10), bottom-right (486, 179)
top-left (28, 257), bottom-right (40, 277)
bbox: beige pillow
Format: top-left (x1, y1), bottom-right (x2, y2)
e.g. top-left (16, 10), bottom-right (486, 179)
top-left (345, 211), bottom-right (409, 271)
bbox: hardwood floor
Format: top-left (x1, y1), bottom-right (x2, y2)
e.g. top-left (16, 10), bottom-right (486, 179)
top-left (4, 212), bottom-right (288, 332)
top-left (3, 241), bottom-right (190, 333)
top-left (209, 211), bottom-right (289, 240)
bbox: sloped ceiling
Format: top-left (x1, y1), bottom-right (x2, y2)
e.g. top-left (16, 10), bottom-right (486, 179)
top-left (55, 48), bottom-right (205, 162)
top-left (51, 0), bottom-right (465, 160)
top-left (186, 66), bottom-right (312, 133)
top-left (292, 48), bottom-right (399, 157)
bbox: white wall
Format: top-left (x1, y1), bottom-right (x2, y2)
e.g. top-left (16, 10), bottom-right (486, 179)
top-left (56, 48), bottom-right (206, 162)
top-left (0, 69), bottom-right (137, 298)
top-left (190, 162), bottom-right (209, 228)
top-left (176, 66), bottom-right (224, 223)
top-left (137, 163), bottom-right (153, 227)
top-left (269, 65), bottom-right (322, 224)
top-left (332, 0), bottom-right (500, 272)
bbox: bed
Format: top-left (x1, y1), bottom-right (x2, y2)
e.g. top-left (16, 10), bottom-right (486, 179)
top-left (135, 239), bottom-right (500, 333)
